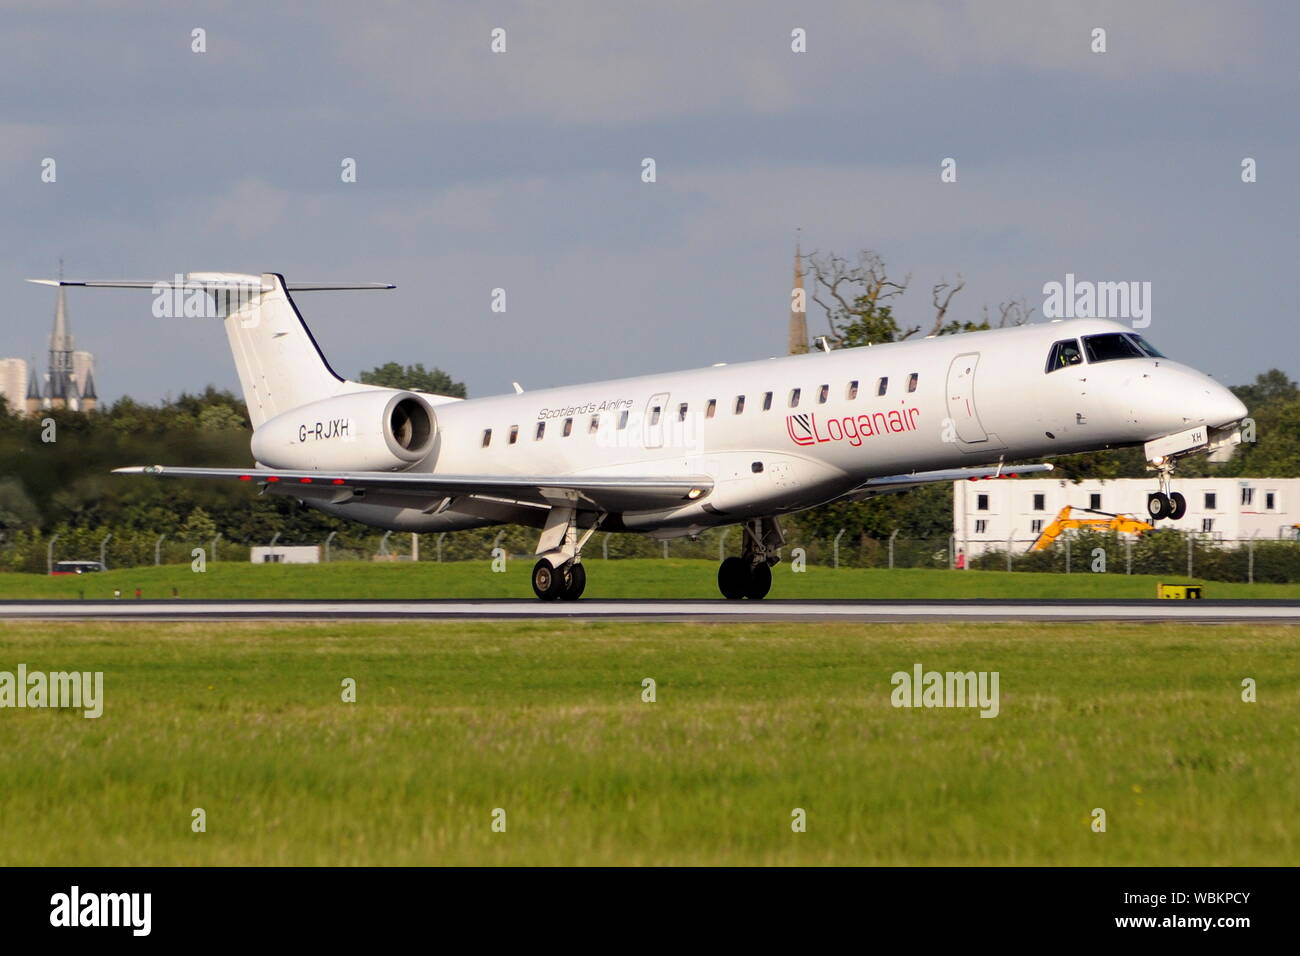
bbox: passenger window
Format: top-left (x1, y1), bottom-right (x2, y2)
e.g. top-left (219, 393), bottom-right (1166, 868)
top-left (589, 415), bottom-right (600, 434)
top-left (789, 388), bottom-right (801, 408)
top-left (535, 421), bottom-right (545, 440)
top-left (907, 373), bottom-right (918, 393)
top-left (847, 380), bottom-right (858, 400)
top-left (762, 391), bottom-right (773, 411)
top-left (1045, 339), bottom-right (1083, 373)
top-left (508, 425), bottom-right (518, 445)
top-left (876, 377), bottom-right (888, 396)
top-left (818, 384), bottom-right (829, 404)
top-left (481, 428), bottom-right (492, 447)
top-left (1083, 333), bottom-right (1146, 363)
top-left (563, 417), bottom-right (573, 437)
top-left (678, 403), bottom-right (688, 422)
top-left (618, 409), bottom-right (629, 429)
top-left (705, 399), bottom-right (716, 419)
top-left (734, 395), bottom-right (745, 414)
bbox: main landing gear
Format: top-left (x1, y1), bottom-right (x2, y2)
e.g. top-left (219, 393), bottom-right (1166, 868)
top-left (531, 495), bottom-right (601, 601)
top-left (718, 517), bottom-right (783, 600)
top-left (1146, 458), bottom-right (1187, 520)
top-left (532, 558), bottom-right (586, 601)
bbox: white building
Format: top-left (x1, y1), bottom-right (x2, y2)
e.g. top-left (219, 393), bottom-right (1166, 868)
top-left (954, 477), bottom-right (1300, 555)
top-left (250, 545), bottom-right (321, 564)
top-left (0, 358), bottom-right (28, 412)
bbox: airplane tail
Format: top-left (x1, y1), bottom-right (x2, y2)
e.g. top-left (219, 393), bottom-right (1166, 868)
top-left (27, 272), bottom-right (459, 429)
top-left (218, 272), bottom-right (355, 428)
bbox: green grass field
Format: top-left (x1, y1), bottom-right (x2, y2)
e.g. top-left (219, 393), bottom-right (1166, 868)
top-left (3, 558), bottom-right (1299, 600)
top-left (0, 619), bottom-right (1296, 865)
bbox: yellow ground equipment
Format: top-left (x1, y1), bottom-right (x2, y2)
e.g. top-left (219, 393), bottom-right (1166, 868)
top-left (1028, 506), bottom-right (1154, 552)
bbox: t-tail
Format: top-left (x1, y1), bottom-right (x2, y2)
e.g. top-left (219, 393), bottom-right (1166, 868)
top-left (26, 271), bottom-right (462, 428)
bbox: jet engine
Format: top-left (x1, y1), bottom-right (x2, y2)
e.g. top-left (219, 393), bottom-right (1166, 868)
top-left (250, 390), bottom-right (435, 471)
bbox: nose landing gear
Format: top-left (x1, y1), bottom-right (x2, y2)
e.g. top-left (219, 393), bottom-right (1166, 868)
top-left (717, 517), bottom-right (782, 600)
top-left (1146, 458), bottom-right (1187, 521)
top-left (1146, 491), bottom-right (1187, 521)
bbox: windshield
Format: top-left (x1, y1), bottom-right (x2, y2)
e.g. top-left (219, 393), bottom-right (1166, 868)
top-left (1083, 333), bottom-right (1149, 363)
top-left (1128, 333), bottom-right (1164, 358)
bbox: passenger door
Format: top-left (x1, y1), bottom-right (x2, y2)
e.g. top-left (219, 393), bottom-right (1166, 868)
top-left (945, 353), bottom-right (989, 444)
top-left (643, 392), bottom-right (669, 449)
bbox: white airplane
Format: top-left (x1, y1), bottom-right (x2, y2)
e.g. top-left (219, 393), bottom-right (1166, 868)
top-left (32, 272), bottom-right (1247, 601)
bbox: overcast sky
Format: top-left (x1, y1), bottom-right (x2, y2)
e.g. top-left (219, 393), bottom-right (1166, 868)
top-left (3, 0), bottom-right (1296, 404)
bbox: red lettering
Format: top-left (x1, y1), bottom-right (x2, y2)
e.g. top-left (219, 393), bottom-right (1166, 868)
top-left (811, 413), bottom-right (829, 443)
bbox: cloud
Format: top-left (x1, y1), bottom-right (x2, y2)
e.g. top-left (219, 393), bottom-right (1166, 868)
top-left (332, 0), bottom-right (1287, 127)
top-left (208, 179), bottom-right (295, 238)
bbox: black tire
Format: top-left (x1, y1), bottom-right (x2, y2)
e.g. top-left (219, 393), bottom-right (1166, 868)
top-left (1147, 493), bottom-right (1170, 520)
top-left (560, 562), bottom-right (586, 601)
top-left (745, 562), bottom-right (772, 600)
top-left (718, 556), bottom-right (748, 600)
top-left (1168, 491), bottom-right (1187, 520)
top-left (532, 558), bottom-right (565, 601)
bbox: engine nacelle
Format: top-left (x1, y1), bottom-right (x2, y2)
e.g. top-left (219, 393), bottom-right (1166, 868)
top-left (250, 390), bottom-right (435, 471)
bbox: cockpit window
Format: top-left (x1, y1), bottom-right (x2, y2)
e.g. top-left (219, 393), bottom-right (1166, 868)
top-left (1128, 334), bottom-right (1164, 358)
top-left (1083, 333), bottom-right (1147, 363)
top-left (1046, 338), bottom-right (1083, 373)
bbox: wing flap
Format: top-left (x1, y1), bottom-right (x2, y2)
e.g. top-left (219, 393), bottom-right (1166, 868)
top-left (113, 465), bottom-right (711, 511)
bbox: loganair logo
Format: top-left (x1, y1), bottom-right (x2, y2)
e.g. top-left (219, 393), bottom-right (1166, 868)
top-left (787, 408), bottom-right (920, 447)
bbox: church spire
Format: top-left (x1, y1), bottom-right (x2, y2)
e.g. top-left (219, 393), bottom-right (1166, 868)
top-left (79, 366), bottom-right (98, 412)
top-left (47, 269), bottom-right (75, 409)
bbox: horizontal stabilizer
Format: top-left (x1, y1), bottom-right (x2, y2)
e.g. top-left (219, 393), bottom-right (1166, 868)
top-left (27, 277), bottom-right (394, 291)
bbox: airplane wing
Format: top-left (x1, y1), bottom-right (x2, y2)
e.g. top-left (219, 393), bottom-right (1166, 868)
top-left (113, 465), bottom-right (711, 512)
top-left (845, 462), bottom-right (1055, 500)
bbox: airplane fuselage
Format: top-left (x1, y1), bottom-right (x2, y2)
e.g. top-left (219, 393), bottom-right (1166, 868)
top-left (306, 317), bottom-right (1246, 536)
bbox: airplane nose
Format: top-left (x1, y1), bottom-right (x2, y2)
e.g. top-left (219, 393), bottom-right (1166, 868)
top-left (1194, 380), bottom-right (1247, 428)
top-left (1213, 387), bottom-right (1248, 427)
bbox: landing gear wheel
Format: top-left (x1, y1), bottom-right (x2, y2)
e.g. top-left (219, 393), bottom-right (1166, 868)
top-left (532, 559), bottom-right (566, 601)
top-left (560, 562), bottom-right (586, 601)
top-left (1147, 492), bottom-right (1170, 520)
top-left (1168, 492), bottom-right (1187, 520)
top-left (718, 557), bottom-right (749, 600)
top-left (745, 562), bottom-right (772, 600)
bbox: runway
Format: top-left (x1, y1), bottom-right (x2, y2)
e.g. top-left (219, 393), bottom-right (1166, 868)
top-left (2, 599), bottom-right (1298, 623)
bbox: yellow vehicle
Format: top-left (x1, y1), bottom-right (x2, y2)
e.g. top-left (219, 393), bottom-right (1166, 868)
top-left (1029, 506), bottom-right (1154, 552)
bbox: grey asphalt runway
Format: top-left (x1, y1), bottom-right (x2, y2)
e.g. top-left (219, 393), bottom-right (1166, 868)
top-left (1, 599), bottom-right (1297, 623)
